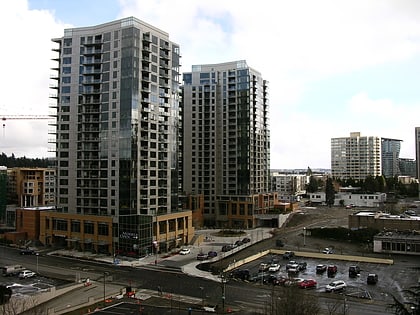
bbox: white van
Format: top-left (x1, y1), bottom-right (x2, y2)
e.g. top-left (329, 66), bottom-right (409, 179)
top-left (2, 265), bottom-right (25, 276)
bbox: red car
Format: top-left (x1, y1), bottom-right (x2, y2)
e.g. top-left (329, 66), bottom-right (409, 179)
top-left (299, 279), bottom-right (317, 289)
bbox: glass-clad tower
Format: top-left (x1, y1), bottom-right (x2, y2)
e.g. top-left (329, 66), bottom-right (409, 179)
top-left (50, 17), bottom-right (181, 255)
top-left (181, 61), bottom-right (270, 226)
top-left (381, 138), bottom-right (401, 178)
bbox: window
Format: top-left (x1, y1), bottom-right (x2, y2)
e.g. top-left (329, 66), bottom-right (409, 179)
top-left (63, 57), bottom-right (72, 64)
top-left (63, 47), bottom-right (72, 54)
top-left (84, 222), bottom-right (94, 234)
top-left (98, 223), bottom-right (109, 236)
top-left (71, 220), bottom-right (81, 232)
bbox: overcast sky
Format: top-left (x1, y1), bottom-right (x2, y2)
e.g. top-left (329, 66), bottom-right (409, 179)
top-left (1, 0), bottom-right (420, 169)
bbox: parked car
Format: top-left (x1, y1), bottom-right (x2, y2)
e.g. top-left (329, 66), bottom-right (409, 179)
top-left (249, 273), bottom-right (267, 283)
top-left (207, 251), bottom-right (217, 258)
top-left (284, 277), bottom-right (304, 286)
top-left (283, 251), bottom-right (295, 259)
top-left (316, 264), bottom-right (327, 274)
top-left (268, 263), bottom-right (281, 272)
top-left (286, 261), bottom-right (298, 270)
top-left (325, 280), bottom-right (347, 292)
top-left (20, 248), bottom-right (36, 255)
top-left (327, 265), bottom-right (338, 277)
top-left (287, 263), bottom-right (300, 274)
top-left (349, 265), bottom-right (361, 278)
top-left (259, 263), bottom-right (270, 272)
top-left (299, 279), bottom-right (317, 289)
top-left (18, 270), bottom-right (36, 279)
top-left (179, 248), bottom-right (191, 255)
top-left (230, 269), bottom-right (250, 281)
top-left (235, 240), bottom-right (243, 247)
top-left (298, 262), bottom-right (307, 271)
top-left (242, 237), bottom-right (251, 243)
top-left (275, 239), bottom-right (285, 247)
top-left (221, 245), bottom-right (233, 252)
top-left (2, 265), bottom-right (25, 276)
top-left (367, 273), bottom-right (378, 284)
top-left (322, 247), bottom-right (334, 254)
top-left (196, 252), bottom-right (207, 260)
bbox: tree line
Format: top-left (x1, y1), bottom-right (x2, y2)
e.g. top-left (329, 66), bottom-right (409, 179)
top-left (0, 153), bottom-right (52, 168)
top-left (306, 175), bottom-right (418, 198)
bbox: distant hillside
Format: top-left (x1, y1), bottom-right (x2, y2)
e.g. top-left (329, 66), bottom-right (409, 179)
top-left (0, 153), bottom-right (52, 168)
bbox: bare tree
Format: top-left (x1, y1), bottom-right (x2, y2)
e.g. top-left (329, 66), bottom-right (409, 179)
top-left (325, 297), bottom-right (349, 315)
top-left (272, 286), bottom-right (320, 315)
top-left (0, 296), bottom-right (46, 315)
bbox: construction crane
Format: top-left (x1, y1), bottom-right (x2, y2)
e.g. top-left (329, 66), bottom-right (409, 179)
top-left (1, 115), bottom-right (51, 136)
top-left (1, 115), bottom-right (51, 121)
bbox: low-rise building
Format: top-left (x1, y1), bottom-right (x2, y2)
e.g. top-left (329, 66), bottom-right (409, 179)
top-left (373, 230), bottom-right (420, 256)
top-left (348, 211), bottom-right (420, 231)
top-left (308, 187), bottom-right (386, 208)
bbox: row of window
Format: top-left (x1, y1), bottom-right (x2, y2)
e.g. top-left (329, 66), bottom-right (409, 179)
top-left (46, 218), bottom-right (110, 235)
top-left (381, 241), bottom-right (420, 253)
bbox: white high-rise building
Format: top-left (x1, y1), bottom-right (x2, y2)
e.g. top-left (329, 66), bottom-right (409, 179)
top-left (331, 132), bottom-right (381, 181)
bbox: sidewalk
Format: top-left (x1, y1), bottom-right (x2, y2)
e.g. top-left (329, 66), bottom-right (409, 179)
top-left (47, 227), bottom-right (275, 281)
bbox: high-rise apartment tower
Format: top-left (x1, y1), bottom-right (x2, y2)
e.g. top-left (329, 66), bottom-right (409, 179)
top-left (331, 132), bottom-right (381, 181)
top-left (50, 17), bottom-right (185, 255)
top-left (181, 61), bottom-right (270, 226)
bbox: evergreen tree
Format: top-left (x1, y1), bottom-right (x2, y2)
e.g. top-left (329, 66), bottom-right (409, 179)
top-left (325, 177), bottom-right (335, 207)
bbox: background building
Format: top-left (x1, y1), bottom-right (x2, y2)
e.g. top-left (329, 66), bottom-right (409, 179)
top-left (181, 60), bottom-right (271, 227)
top-left (399, 158), bottom-right (416, 178)
top-left (6, 167), bottom-right (56, 208)
top-left (381, 138), bottom-right (401, 178)
top-left (271, 172), bottom-right (307, 201)
top-left (50, 17), bottom-right (193, 256)
top-left (331, 132), bottom-right (381, 181)
top-left (0, 166), bottom-right (6, 224)
top-left (416, 127), bottom-right (420, 179)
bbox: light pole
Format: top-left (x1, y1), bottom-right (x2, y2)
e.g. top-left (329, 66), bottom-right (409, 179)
top-left (221, 273), bottom-right (227, 314)
top-left (36, 253), bottom-right (39, 273)
top-left (103, 271), bottom-right (109, 303)
top-left (199, 286), bottom-right (204, 314)
top-left (303, 227), bottom-right (306, 246)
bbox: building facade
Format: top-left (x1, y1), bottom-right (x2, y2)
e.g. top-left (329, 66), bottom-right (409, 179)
top-left (373, 231), bottom-right (420, 256)
top-left (416, 127), bottom-right (420, 180)
top-left (50, 17), bottom-right (193, 256)
top-left (271, 172), bottom-right (307, 201)
top-left (399, 158), bottom-right (416, 178)
top-left (331, 132), bottom-right (381, 181)
top-left (181, 61), bottom-right (271, 227)
top-left (381, 138), bottom-right (401, 178)
top-left (348, 211), bottom-right (420, 231)
top-left (7, 168), bottom-right (56, 208)
top-left (0, 166), bottom-right (6, 224)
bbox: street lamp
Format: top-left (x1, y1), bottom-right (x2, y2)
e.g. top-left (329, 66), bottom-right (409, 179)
top-left (303, 227), bottom-right (306, 246)
top-left (220, 273), bottom-right (228, 314)
top-left (103, 271), bottom-right (109, 303)
top-left (199, 286), bottom-right (204, 314)
top-left (36, 253), bottom-right (39, 273)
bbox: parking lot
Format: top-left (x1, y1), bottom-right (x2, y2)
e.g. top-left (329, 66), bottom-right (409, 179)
top-left (0, 273), bottom-right (59, 297)
top-left (226, 250), bottom-right (419, 303)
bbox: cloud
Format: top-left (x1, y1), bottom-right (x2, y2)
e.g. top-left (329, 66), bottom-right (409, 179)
top-left (2, 0), bottom-right (420, 169)
top-left (0, 0), bottom-right (66, 158)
